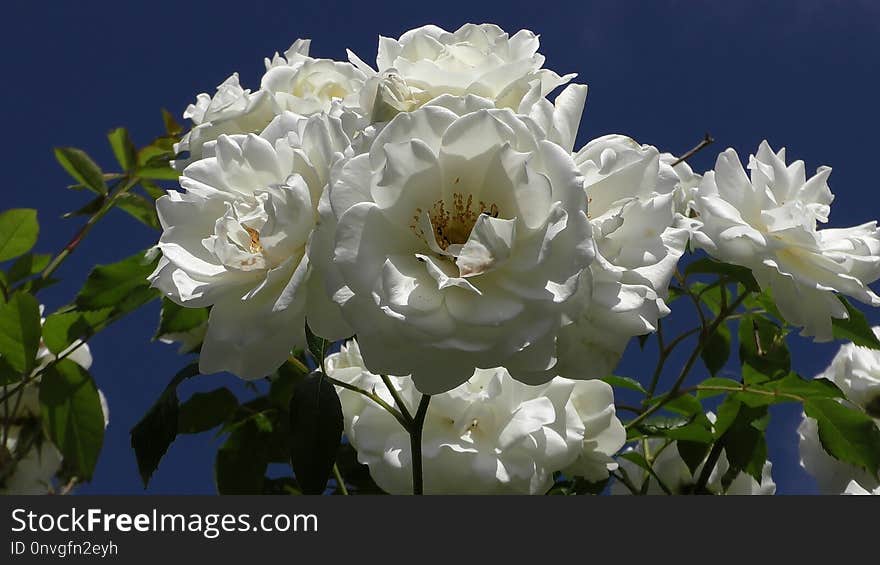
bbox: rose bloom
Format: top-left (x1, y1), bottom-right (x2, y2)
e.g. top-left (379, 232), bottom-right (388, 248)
top-left (614, 434), bottom-right (776, 495)
top-left (556, 135), bottom-right (696, 379)
top-left (261, 40), bottom-right (366, 116)
top-left (326, 339), bottom-right (625, 494)
top-left (151, 112), bottom-right (351, 379)
top-left (174, 73), bottom-right (277, 169)
top-left (350, 23), bottom-right (577, 123)
top-left (312, 95), bottom-right (593, 393)
top-left (692, 141), bottom-right (880, 340)
top-left (798, 327), bottom-right (880, 494)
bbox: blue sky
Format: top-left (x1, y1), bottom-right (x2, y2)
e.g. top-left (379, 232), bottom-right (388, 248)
top-left (2, 0), bottom-right (879, 493)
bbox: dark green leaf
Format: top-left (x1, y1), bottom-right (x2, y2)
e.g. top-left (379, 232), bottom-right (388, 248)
top-left (304, 320), bottom-right (329, 371)
top-left (677, 440), bottom-right (711, 476)
top-left (0, 292), bottom-right (42, 374)
top-left (130, 364), bottom-right (198, 486)
top-left (54, 147), bottom-right (107, 194)
top-left (0, 209), bottom-right (39, 263)
top-left (107, 127), bottom-right (138, 171)
top-left (155, 298), bottom-right (208, 338)
top-left (718, 403), bottom-right (769, 482)
top-left (832, 296), bottom-right (880, 349)
top-left (701, 322), bottom-right (730, 376)
top-left (115, 193), bottom-right (160, 230)
top-left (738, 315), bottom-right (790, 383)
top-left (289, 371), bottom-right (343, 494)
top-left (39, 360), bottom-right (105, 480)
top-left (685, 257), bottom-right (760, 292)
top-left (805, 398), bottom-right (880, 476)
top-left (63, 194), bottom-right (106, 219)
top-left (269, 360), bottom-right (308, 408)
top-left (601, 375), bottom-right (647, 394)
top-left (215, 418), bottom-right (270, 494)
top-left (75, 251), bottom-right (159, 313)
top-left (178, 388), bottom-right (238, 434)
top-left (7, 253), bottom-right (51, 283)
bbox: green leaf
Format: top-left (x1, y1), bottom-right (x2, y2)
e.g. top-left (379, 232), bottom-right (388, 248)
top-left (139, 179), bottom-right (166, 201)
top-left (155, 298), bottom-right (208, 338)
top-left (289, 371), bottom-right (343, 494)
top-left (130, 364), bottom-right (198, 487)
top-left (269, 360), bottom-right (308, 408)
top-left (738, 315), bottom-right (790, 383)
top-left (7, 253), bottom-right (51, 283)
top-left (178, 388), bottom-right (238, 434)
top-left (107, 127), bottom-right (138, 171)
top-left (0, 209), bottom-right (39, 263)
top-left (41, 309), bottom-right (113, 356)
top-left (832, 296), bottom-right (880, 349)
top-left (39, 360), bottom-right (105, 480)
top-left (304, 320), bottom-right (330, 371)
top-left (677, 440), bottom-right (711, 476)
top-left (601, 375), bottom-right (647, 394)
top-left (695, 377), bottom-right (742, 399)
top-left (161, 108), bottom-right (183, 136)
top-left (805, 398), bottom-right (880, 476)
top-left (215, 418), bottom-right (270, 494)
top-left (54, 147), bottom-right (107, 194)
top-left (664, 393), bottom-right (703, 417)
top-left (701, 322), bottom-right (730, 376)
top-left (685, 257), bottom-right (760, 292)
top-left (690, 281), bottom-right (725, 315)
top-left (62, 194), bottom-right (106, 219)
top-left (75, 251), bottom-right (159, 313)
top-left (114, 193), bottom-right (160, 230)
top-left (718, 403), bottom-right (769, 482)
top-left (0, 292), bottom-right (42, 374)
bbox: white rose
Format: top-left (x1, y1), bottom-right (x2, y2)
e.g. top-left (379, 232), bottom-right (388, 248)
top-left (797, 328), bottom-right (880, 493)
top-left (613, 435), bottom-right (776, 495)
top-left (692, 141), bottom-right (880, 340)
top-left (0, 427), bottom-right (63, 495)
top-left (843, 480), bottom-right (880, 495)
top-left (350, 23), bottom-right (576, 123)
top-left (174, 73), bottom-right (277, 169)
top-left (261, 43), bottom-right (366, 116)
top-left (326, 339), bottom-right (624, 494)
top-left (150, 112), bottom-right (352, 379)
top-left (313, 97), bottom-right (593, 393)
top-left (556, 135), bottom-right (695, 379)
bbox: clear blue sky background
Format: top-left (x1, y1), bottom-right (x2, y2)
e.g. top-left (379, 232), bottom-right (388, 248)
top-left (2, 0), bottom-right (879, 494)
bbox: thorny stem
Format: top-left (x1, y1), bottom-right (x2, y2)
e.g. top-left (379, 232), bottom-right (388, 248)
top-left (627, 290), bottom-right (752, 430)
top-left (410, 394), bottom-right (431, 495)
top-left (40, 175), bottom-right (141, 281)
top-left (323, 375), bottom-right (410, 430)
top-left (380, 375), bottom-right (413, 426)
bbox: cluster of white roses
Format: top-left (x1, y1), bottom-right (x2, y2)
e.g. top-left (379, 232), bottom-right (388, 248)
top-left (326, 339), bottom-right (624, 494)
top-left (0, 313), bottom-right (107, 494)
top-left (798, 327), bottom-right (880, 495)
top-left (151, 23), bottom-right (880, 493)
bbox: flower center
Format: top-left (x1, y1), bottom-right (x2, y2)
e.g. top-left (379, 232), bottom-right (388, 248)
top-left (245, 226), bottom-right (264, 255)
top-left (411, 192), bottom-right (500, 252)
